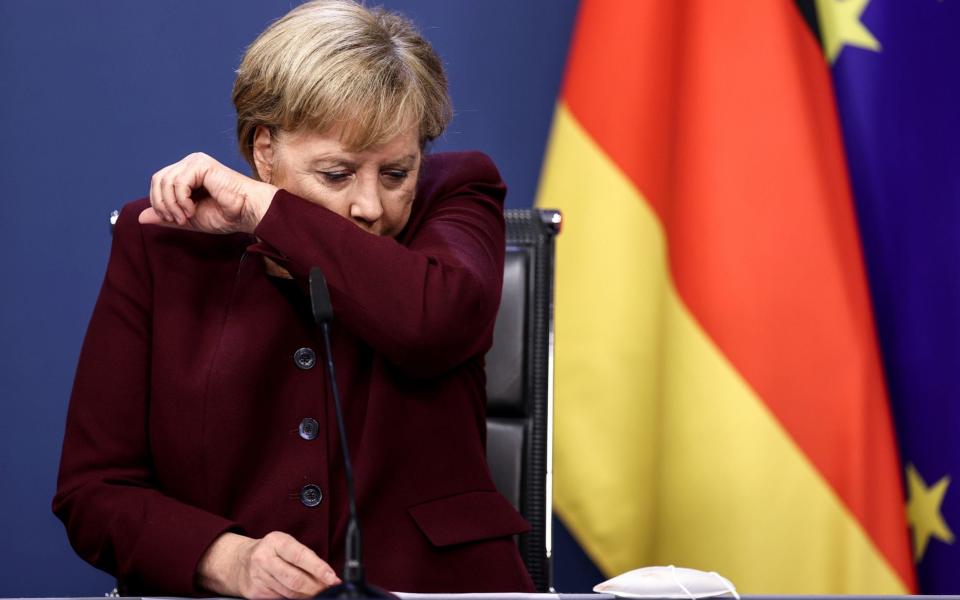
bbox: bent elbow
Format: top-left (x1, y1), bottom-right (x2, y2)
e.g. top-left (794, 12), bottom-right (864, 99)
top-left (386, 287), bottom-right (499, 379)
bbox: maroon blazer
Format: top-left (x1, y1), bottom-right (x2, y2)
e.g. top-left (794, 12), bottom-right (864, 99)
top-left (53, 151), bottom-right (534, 595)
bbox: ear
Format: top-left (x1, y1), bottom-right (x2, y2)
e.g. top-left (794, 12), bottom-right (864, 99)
top-left (252, 126), bottom-right (276, 183)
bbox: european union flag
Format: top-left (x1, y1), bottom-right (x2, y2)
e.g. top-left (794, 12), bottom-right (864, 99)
top-left (818, 0), bottom-right (960, 592)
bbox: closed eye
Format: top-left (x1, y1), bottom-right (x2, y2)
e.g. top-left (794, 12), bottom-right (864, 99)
top-left (381, 170), bottom-right (409, 186)
top-left (318, 171), bottom-right (351, 184)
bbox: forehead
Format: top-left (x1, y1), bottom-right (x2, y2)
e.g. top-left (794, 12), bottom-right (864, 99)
top-left (278, 125), bottom-right (421, 162)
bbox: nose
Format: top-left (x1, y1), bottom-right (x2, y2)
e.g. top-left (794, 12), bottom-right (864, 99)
top-left (349, 176), bottom-right (384, 227)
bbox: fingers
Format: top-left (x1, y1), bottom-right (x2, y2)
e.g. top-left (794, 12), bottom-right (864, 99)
top-left (163, 178), bottom-right (194, 225)
top-left (239, 568), bottom-right (291, 600)
top-left (149, 163), bottom-right (184, 225)
top-left (262, 553), bottom-right (324, 599)
top-left (271, 532), bottom-right (340, 586)
top-left (240, 532), bottom-right (340, 599)
top-left (158, 170), bottom-right (194, 226)
top-left (149, 154), bottom-right (206, 226)
top-left (148, 165), bottom-right (169, 222)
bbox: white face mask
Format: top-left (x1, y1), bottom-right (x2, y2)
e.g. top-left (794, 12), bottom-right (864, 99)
top-left (593, 565), bottom-right (740, 600)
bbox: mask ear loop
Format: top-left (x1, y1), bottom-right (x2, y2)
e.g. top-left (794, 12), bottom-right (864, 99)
top-left (669, 565), bottom-right (696, 600)
top-left (709, 571), bottom-right (740, 600)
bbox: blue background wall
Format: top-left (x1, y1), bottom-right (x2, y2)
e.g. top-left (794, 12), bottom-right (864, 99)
top-left (0, 1), bottom-right (595, 595)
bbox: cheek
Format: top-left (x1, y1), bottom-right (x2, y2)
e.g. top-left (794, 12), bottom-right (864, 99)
top-left (286, 175), bottom-right (352, 218)
top-left (383, 190), bottom-right (416, 234)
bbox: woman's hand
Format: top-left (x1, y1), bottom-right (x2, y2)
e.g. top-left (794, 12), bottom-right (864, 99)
top-left (197, 531), bottom-right (341, 599)
top-left (139, 152), bottom-right (278, 234)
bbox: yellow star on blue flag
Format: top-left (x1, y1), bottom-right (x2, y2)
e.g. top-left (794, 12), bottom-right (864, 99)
top-left (814, 0), bottom-right (881, 63)
top-left (906, 463), bottom-right (955, 563)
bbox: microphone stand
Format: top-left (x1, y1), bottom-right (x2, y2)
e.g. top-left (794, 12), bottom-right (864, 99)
top-left (310, 267), bottom-right (397, 600)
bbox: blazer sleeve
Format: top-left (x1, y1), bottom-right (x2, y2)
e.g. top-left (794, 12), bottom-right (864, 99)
top-left (52, 202), bottom-right (241, 596)
top-left (251, 151), bottom-right (507, 379)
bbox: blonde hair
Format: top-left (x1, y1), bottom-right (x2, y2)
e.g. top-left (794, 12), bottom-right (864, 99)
top-left (232, 0), bottom-right (452, 169)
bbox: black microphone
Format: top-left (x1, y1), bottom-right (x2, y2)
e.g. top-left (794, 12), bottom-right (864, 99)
top-left (309, 267), bottom-right (396, 600)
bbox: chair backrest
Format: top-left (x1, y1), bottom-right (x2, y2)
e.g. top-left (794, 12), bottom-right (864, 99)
top-left (484, 208), bottom-right (561, 593)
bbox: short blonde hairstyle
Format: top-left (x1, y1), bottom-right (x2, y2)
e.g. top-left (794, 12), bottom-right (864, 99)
top-left (232, 0), bottom-right (452, 169)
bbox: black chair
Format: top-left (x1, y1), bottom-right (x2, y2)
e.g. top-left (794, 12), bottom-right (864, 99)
top-left (484, 208), bottom-right (561, 593)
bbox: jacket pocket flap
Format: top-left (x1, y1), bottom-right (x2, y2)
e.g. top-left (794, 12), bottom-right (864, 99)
top-left (407, 490), bottom-right (531, 547)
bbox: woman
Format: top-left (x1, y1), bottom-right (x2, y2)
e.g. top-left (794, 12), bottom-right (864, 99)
top-left (53, 1), bottom-right (534, 597)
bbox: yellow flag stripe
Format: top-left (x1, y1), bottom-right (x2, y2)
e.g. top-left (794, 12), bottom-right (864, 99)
top-left (536, 103), bottom-right (907, 593)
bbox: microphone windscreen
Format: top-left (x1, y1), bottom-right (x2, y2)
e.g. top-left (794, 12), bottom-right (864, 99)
top-left (309, 267), bottom-right (334, 324)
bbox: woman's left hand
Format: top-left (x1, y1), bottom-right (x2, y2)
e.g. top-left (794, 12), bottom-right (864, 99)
top-left (139, 152), bottom-right (278, 234)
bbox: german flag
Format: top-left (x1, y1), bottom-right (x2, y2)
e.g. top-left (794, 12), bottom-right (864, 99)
top-left (536, 1), bottom-right (915, 592)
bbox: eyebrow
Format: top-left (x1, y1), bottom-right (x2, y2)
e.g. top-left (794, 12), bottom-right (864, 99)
top-left (385, 154), bottom-right (419, 166)
top-left (310, 154), bottom-right (419, 169)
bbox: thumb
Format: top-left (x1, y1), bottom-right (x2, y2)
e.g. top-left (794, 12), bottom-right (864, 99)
top-left (138, 207), bottom-right (192, 230)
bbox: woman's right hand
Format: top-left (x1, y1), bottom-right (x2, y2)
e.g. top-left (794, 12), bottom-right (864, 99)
top-left (197, 531), bottom-right (341, 599)
top-left (140, 152), bottom-right (278, 235)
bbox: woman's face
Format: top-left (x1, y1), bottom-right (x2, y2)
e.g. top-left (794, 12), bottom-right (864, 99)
top-left (254, 125), bottom-right (421, 237)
